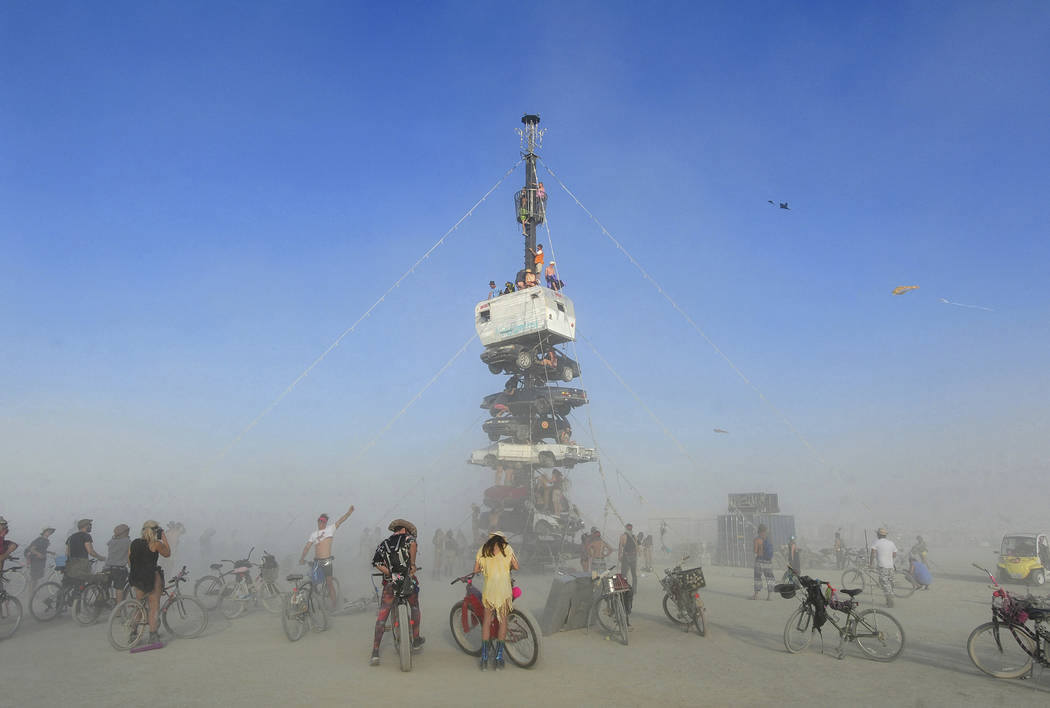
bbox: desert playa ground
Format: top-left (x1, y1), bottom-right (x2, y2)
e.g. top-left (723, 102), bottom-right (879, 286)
top-left (3, 560), bottom-right (1049, 708)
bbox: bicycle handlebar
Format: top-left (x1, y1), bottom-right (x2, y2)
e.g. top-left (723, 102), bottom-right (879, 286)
top-left (451, 572), bottom-right (479, 585)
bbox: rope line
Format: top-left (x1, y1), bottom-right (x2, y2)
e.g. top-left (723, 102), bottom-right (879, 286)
top-left (350, 332), bottom-right (478, 466)
top-left (219, 159), bottom-right (523, 459)
top-left (582, 335), bottom-right (703, 472)
top-left (540, 159), bottom-right (827, 467)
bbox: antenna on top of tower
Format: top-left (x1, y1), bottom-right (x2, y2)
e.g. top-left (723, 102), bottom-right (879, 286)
top-left (516, 114), bottom-right (545, 154)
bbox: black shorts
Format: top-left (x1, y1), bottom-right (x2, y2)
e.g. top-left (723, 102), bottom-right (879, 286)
top-left (107, 566), bottom-right (128, 589)
top-left (130, 567), bottom-right (164, 594)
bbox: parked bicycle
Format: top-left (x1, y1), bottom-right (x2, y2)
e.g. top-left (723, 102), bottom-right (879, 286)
top-left (449, 572), bottom-right (541, 668)
top-left (0, 562), bottom-right (25, 639)
top-left (967, 563), bottom-right (1050, 679)
top-left (779, 572), bottom-right (904, 661)
top-left (589, 564), bottom-right (630, 646)
top-left (106, 566), bottom-right (207, 651)
top-left (194, 548), bottom-right (282, 617)
top-left (331, 574), bottom-right (381, 617)
top-left (659, 555), bottom-right (706, 636)
top-left (280, 570), bottom-right (329, 641)
top-left (840, 563), bottom-right (917, 599)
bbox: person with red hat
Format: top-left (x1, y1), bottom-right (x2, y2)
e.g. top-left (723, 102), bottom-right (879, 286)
top-left (299, 504), bottom-right (355, 610)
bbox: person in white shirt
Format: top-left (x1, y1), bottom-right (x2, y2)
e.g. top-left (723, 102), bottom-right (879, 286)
top-left (869, 527), bottom-right (898, 607)
top-left (299, 505), bottom-right (354, 609)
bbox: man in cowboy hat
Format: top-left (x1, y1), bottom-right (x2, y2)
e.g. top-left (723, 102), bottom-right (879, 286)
top-left (299, 504), bottom-right (355, 610)
top-left (370, 519), bottom-right (424, 665)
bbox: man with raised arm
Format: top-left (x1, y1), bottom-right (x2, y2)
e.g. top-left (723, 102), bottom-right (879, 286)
top-left (299, 504), bottom-right (355, 610)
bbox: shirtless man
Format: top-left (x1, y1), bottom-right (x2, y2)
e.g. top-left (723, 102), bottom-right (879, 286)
top-left (299, 505), bottom-right (355, 609)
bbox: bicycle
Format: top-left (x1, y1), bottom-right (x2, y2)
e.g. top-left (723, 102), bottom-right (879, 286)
top-left (2, 557), bottom-right (28, 597)
top-left (779, 572), bottom-right (905, 661)
top-left (194, 548), bottom-right (282, 617)
top-left (840, 563), bottom-right (916, 600)
top-left (588, 564), bottom-right (630, 646)
top-left (0, 563), bottom-right (25, 639)
top-left (72, 568), bottom-right (131, 626)
top-left (659, 555), bottom-right (706, 636)
top-left (331, 574), bottom-right (381, 616)
top-left (29, 561), bottom-right (101, 622)
top-left (280, 571), bottom-right (328, 641)
top-left (967, 563), bottom-right (1050, 679)
top-left (449, 572), bottom-right (541, 668)
top-left (106, 566), bottom-right (207, 651)
top-left (376, 570), bottom-right (422, 672)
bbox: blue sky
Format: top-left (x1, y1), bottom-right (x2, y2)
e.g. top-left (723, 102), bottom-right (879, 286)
top-left (3, 2), bottom-right (1048, 539)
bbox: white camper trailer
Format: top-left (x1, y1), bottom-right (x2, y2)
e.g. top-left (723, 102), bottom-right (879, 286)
top-left (476, 287), bottom-right (576, 348)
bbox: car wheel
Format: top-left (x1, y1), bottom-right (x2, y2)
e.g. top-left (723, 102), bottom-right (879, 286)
top-left (1033, 570), bottom-right (1046, 586)
top-left (488, 364), bottom-right (503, 375)
top-left (488, 432), bottom-right (500, 442)
top-left (484, 454), bottom-right (497, 467)
top-left (515, 350), bottom-right (534, 371)
top-left (561, 365), bottom-right (574, 382)
top-left (538, 452), bottom-right (555, 468)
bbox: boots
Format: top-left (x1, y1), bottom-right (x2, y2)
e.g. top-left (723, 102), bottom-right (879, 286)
top-left (479, 639), bottom-right (490, 671)
top-left (494, 639), bottom-right (505, 670)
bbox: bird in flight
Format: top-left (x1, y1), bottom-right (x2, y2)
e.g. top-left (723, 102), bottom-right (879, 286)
top-left (892, 285), bottom-right (919, 295)
top-left (713, 428), bottom-right (729, 434)
top-left (768, 200), bottom-right (790, 210)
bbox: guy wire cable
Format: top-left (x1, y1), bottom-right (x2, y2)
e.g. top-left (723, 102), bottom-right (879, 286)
top-left (219, 159), bottom-right (523, 460)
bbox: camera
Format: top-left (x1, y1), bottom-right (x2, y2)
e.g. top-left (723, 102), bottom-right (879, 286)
top-left (155, 528), bottom-right (164, 540)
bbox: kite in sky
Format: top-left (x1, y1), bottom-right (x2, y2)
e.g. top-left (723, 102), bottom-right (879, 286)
top-left (892, 285), bottom-right (919, 295)
top-left (713, 428), bottom-right (729, 434)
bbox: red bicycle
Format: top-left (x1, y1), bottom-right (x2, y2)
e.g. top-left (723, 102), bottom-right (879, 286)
top-left (449, 572), bottom-right (541, 668)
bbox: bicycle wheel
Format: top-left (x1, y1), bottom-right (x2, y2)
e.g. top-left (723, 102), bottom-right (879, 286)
top-left (662, 592), bottom-right (690, 625)
top-left (107, 598), bottom-right (148, 651)
top-left (73, 583), bottom-right (106, 626)
top-left (30, 581), bottom-right (62, 621)
top-left (281, 592), bottom-right (307, 642)
top-left (613, 593), bottom-right (629, 646)
top-left (449, 602), bottom-right (483, 656)
top-left (162, 596), bottom-right (207, 638)
top-left (853, 608), bottom-right (905, 661)
top-left (783, 606), bottom-right (815, 653)
top-left (221, 578), bottom-right (249, 619)
top-left (259, 582), bottom-right (283, 614)
top-left (396, 602), bottom-right (413, 672)
top-left (967, 621), bottom-right (1035, 679)
top-left (0, 596), bottom-right (23, 639)
top-left (841, 568), bottom-right (865, 592)
top-left (505, 607), bottom-right (542, 668)
top-left (5, 569), bottom-right (28, 597)
top-left (892, 570), bottom-right (917, 599)
top-left (308, 590), bottom-right (328, 632)
top-left (692, 593), bottom-right (706, 637)
top-left (193, 575), bottom-right (225, 611)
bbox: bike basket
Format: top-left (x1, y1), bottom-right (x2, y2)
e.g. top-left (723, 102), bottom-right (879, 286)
top-left (773, 583), bottom-right (797, 599)
top-left (672, 566), bottom-right (706, 591)
top-left (604, 576), bottom-right (630, 594)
